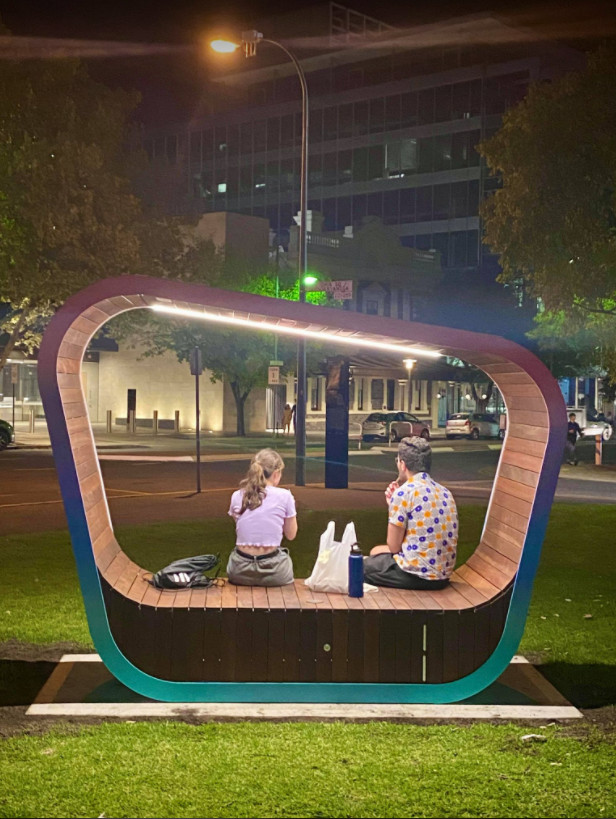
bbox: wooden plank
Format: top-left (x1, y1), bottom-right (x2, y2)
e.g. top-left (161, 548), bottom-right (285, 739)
top-left (409, 613), bottom-right (426, 683)
top-left (457, 608), bottom-right (477, 679)
top-left (378, 611), bottom-right (398, 682)
top-left (202, 602), bottom-right (223, 681)
top-left (126, 571), bottom-right (150, 604)
top-left (466, 553), bottom-right (512, 590)
top-left (497, 383), bottom-right (542, 397)
top-left (489, 371), bottom-right (534, 385)
top-left (219, 583), bottom-right (237, 679)
top-left (235, 587), bottom-right (254, 681)
top-left (504, 436), bottom-right (546, 458)
top-left (474, 543), bottom-right (519, 576)
top-left (93, 530), bottom-right (119, 569)
top-left (266, 608), bottom-right (285, 681)
top-left (315, 610), bottom-right (333, 682)
top-left (82, 305), bottom-right (116, 325)
top-left (506, 408), bottom-right (549, 427)
top-left (330, 605), bottom-right (349, 682)
top-left (297, 581), bottom-right (318, 681)
top-left (506, 394), bottom-right (546, 412)
top-left (498, 462), bottom-right (540, 488)
top-left (252, 606), bottom-right (272, 681)
top-left (57, 357), bottom-right (81, 375)
top-left (283, 608), bottom-right (301, 682)
top-left (425, 612), bottom-right (445, 683)
top-left (265, 586), bottom-right (284, 611)
top-left (393, 609), bottom-right (412, 682)
top-left (442, 610), bottom-right (461, 682)
top-left (140, 584), bottom-right (162, 609)
top-left (491, 488), bottom-right (533, 518)
top-left (489, 590), bottom-right (511, 650)
top-left (428, 583), bottom-right (473, 611)
top-left (114, 562), bottom-right (140, 595)
top-left (455, 564), bottom-right (500, 599)
top-left (363, 611), bottom-right (380, 682)
top-left (170, 606), bottom-right (205, 681)
top-left (64, 402), bottom-right (88, 421)
top-left (104, 553), bottom-right (129, 587)
top-left (479, 531), bottom-right (522, 563)
top-left (495, 475), bottom-right (536, 503)
top-left (505, 421), bottom-right (550, 440)
top-left (70, 315), bottom-right (100, 336)
top-left (346, 609), bottom-right (364, 681)
top-left (483, 516), bottom-right (526, 549)
top-left (501, 449), bottom-right (544, 473)
top-left (189, 588), bottom-right (208, 610)
top-left (473, 603), bottom-right (493, 671)
top-left (448, 575), bottom-right (489, 607)
top-left (489, 501), bottom-right (530, 534)
top-left (156, 589), bottom-right (178, 608)
top-left (57, 372), bottom-right (81, 389)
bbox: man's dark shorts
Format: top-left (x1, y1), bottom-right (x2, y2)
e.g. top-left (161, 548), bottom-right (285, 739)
top-left (363, 553), bottom-right (450, 590)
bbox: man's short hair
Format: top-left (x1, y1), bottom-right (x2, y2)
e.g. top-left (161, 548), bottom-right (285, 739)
top-left (398, 436), bottom-right (432, 474)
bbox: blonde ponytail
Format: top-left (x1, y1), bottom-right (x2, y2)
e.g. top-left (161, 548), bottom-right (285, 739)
top-left (239, 448), bottom-right (284, 513)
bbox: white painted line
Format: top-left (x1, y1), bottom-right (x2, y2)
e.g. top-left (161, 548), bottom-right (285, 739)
top-left (26, 702), bottom-right (583, 719)
top-left (59, 654), bottom-right (101, 663)
top-left (488, 444), bottom-right (503, 450)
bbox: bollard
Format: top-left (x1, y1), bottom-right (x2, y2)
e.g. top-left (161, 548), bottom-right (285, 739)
top-left (174, 410), bottom-right (180, 433)
top-left (153, 410), bottom-right (159, 435)
top-left (106, 410), bottom-right (112, 433)
top-left (128, 409), bottom-right (136, 434)
top-left (29, 408), bottom-right (35, 433)
top-left (595, 433), bottom-right (603, 466)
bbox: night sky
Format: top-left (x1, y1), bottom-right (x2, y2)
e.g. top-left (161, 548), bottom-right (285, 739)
top-left (1, 0), bottom-right (614, 126)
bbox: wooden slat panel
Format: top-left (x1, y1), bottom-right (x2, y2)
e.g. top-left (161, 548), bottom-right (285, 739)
top-left (170, 606), bottom-right (205, 681)
top-left (346, 610), bottom-right (364, 681)
top-left (457, 608), bottom-right (477, 679)
top-left (105, 553), bottom-right (129, 587)
top-left (189, 588), bottom-right (208, 609)
top-left (87, 501), bottom-right (111, 544)
top-left (220, 583), bottom-right (237, 679)
top-left (64, 402), bottom-right (88, 421)
top-left (448, 575), bottom-right (489, 606)
top-left (114, 562), bottom-right (140, 595)
top-left (490, 371), bottom-right (534, 385)
top-left (89, 298), bottom-right (121, 317)
top-left (455, 564), bottom-right (500, 598)
top-left (63, 327), bottom-right (90, 347)
top-left (70, 315), bottom-right (100, 336)
top-left (66, 415), bottom-right (90, 433)
top-left (426, 613), bottom-right (445, 683)
top-left (58, 341), bottom-right (84, 360)
top-left (442, 610), bottom-right (460, 682)
top-left (428, 583), bottom-right (473, 611)
top-left (466, 553), bottom-right (513, 589)
top-left (498, 383), bottom-right (543, 397)
top-left (60, 388), bottom-right (85, 405)
top-left (477, 361), bottom-right (520, 373)
top-left (393, 610), bottom-right (412, 682)
top-left (489, 501), bottom-right (529, 534)
top-left (94, 531), bottom-right (120, 573)
top-left (506, 394), bottom-right (546, 412)
top-left (504, 436), bottom-right (547, 458)
top-left (156, 589), bottom-right (178, 608)
top-left (57, 357), bottom-right (81, 374)
top-left (498, 462), bottom-right (540, 488)
top-left (483, 516), bottom-right (527, 549)
top-left (363, 610), bottom-right (380, 682)
top-left (480, 531), bottom-right (522, 562)
top-left (265, 586), bottom-right (284, 611)
top-left (501, 449), bottom-right (544, 473)
top-left (494, 475), bottom-right (537, 503)
top-left (473, 544), bottom-right (518, 579)
top-left (140, 584), bottom-right (162, 608)
top-left (331, 609), bottom-right (349, 681)
top-left (82, 305), bottom-right (116, 325)
top-left (491, 488), bottom-right (533, 518)
top-left (202, 598), bottom-right (223, 681)
top-left (378, 611), bottom-right (398, 682)
top-left (57, 372), bottom-right (82, 389)
top-left (506, 408), bottom-right (549, 427)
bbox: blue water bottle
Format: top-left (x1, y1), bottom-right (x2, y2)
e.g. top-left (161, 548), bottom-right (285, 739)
top-left (348, 542), bottom-right (364, 598)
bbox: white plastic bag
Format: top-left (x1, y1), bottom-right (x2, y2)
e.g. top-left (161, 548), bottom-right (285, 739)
top-left (305, 521), bottom-right (358, 594)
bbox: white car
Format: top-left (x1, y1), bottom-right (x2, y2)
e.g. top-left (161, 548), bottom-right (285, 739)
top-left (568, 409), bottom-right (613, 441)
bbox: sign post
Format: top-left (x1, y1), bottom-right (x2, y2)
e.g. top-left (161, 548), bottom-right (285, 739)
top-left (11, 364), bottom-right (18, 429)
top-left (189, 347), bottom-right (203, 493)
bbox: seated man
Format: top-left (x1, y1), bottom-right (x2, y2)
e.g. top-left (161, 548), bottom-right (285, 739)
top-left (363, 436), bottom-right (458, 590)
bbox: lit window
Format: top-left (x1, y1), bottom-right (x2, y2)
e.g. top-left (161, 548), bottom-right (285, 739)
top-left (217, 182), bottom-right (227, 193)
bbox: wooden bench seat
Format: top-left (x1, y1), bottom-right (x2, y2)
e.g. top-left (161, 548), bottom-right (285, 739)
top-left (38, 275), bottom-right (566, 699)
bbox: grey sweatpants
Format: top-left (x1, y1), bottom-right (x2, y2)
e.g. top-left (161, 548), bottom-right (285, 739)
top-left (226, 547), bottom-right (294, 586)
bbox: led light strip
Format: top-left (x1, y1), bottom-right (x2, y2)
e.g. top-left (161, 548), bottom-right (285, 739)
top-left (150, 303), bottom-right (442, 359)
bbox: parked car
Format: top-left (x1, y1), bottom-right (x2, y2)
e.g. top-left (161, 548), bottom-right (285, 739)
top-left (0, 419), bottom-right (15, 450)
top-left (361, 411), bottom-right (430, 443)
top-left (445, 412), bottom-right (501, 440)
top-left (567, 408), bottom-right (613, 441)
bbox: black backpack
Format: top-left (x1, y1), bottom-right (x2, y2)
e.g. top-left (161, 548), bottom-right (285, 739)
top-left (147, 554), bottom-right (222, 589)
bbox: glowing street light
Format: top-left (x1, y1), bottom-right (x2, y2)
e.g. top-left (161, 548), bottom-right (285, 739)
top-left (211, 29), bottom-right (310, 486)
top-left (404, 358), bottom-right (416, 414)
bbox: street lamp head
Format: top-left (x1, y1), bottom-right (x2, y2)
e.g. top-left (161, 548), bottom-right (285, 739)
top-left (404, 358), bottom-right (417, 371)
top-left (210, 30), bottom-right (263, 58)
top-left (210, 38), bottom-right (240, 53)
top-left (303, 274), bottom-right (319, 285)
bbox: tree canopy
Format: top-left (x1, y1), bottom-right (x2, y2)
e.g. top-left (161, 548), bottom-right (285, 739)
top-left (479, 43), bottom-right (616, 391)
top-left (0, 53), bottom-right (193, 370)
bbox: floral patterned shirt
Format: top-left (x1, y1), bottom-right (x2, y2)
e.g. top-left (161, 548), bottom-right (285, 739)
top-left (388, 472), bottom-right (458, 580)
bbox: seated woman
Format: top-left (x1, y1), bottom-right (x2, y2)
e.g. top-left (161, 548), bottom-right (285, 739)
top-left (226, 448), bottom-right (297, 586)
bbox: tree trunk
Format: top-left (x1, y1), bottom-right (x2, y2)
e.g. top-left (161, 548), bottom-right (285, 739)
top-left (471, 382), bottom-right (493, 413)
top-left (0, 309), bottom-right (30, 372)
top-left (230, 381), bottom-right (249, 436)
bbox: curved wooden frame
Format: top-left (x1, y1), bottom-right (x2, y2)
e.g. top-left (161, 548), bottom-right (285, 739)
top-left (38, 275), bottom-right (566, 703)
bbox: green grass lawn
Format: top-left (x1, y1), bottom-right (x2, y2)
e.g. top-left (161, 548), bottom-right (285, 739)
top-left (1, 504), bottom-right (615, 818)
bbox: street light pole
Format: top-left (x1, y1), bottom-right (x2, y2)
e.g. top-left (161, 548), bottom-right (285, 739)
top-left (211, 31), bottom-right (308, 486)
top-left (404, 359), bottom-right (416, 414)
